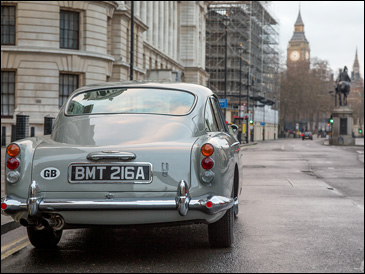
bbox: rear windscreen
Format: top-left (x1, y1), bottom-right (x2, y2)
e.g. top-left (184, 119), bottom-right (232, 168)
top-left (66, 88), bottom-right (196, 116)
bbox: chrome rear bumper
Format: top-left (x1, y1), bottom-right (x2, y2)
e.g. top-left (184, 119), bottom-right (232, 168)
top-left (1, 180), bottom-right (234, 219)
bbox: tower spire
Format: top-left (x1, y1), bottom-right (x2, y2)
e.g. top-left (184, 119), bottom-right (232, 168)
top-left (353, 47), bottom-right (360, 73)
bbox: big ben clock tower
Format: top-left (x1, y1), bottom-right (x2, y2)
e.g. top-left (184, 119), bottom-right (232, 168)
top-left (287, 9), bottom-right (310, 67)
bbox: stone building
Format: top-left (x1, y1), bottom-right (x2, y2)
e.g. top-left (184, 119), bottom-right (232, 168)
top-left (1, 1), bottom-right (208, 145)
top-left (348, 49), bottom-right (364, 136)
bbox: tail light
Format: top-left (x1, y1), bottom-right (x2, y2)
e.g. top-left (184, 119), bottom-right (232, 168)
top-left (200, 144), bottom-right (215, 184)
top-left (6, 144), bottom-right (21, 183)
top-left (7, 158), bottom-right (19, 170)
top-left (7, 144), bottom-right (20, 157)
top-left (201, 144), bottom-right (214, 157)
top-left (202, 157), bottom-right (214, 170)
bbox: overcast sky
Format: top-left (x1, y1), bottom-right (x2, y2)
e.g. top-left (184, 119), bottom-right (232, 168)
top-left (270, 1), bottom-right (364, 77)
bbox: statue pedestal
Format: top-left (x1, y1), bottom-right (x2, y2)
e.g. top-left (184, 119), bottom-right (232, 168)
top-left (330, 106), bottom-right (355, 146)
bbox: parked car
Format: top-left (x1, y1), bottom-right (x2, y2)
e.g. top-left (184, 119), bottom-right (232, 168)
top-left (1, 82), bottom-right (241, 248)
top-left (302, 131), bottom-right (313, 140)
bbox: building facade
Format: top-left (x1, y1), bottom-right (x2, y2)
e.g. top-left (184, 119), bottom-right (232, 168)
top-left (348, 49), bottom-right (364, 136)
top-left (1, 1), bottom-right (209, 145)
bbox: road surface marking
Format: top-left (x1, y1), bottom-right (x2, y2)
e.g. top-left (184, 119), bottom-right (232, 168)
top-left (1, 240), bottom-right (30, 261)
top-left (1, 235), bottom-right (28, 253)
top-left (286, 178), bottom-right (294, 187)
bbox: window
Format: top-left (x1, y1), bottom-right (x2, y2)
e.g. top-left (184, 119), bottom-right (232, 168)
top-left (1, 71), bottom-right (16, 117)
top-left (1, 6), bottom-right (16, 45)
top-left (60, 10), bottom-right (79, 49)
top-left (67, 88), bottom-right (196, 116)
top-left (205, 100), bottom-right (218, 132)
top-left (210, 97), bottom-right (229, 132)
top-left (59, 74), bottom-right (79, 108)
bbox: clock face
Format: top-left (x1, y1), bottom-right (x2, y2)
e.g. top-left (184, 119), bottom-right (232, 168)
top-left (305, 52), bottom-right (310, 60)
top-left (290, 51), bottom-right (300, 61)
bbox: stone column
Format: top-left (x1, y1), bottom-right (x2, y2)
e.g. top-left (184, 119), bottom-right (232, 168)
top-left (147, 1), bottom-right (153, 43)
top-left (168, 2), bottom-right (173, 57)
top-left (174, 1), bottom-right (179, 60)
top-left (134, 1), bottom-right (140, 19)
top-left (159, 2), bottom-right (164, 50)
top-left (153, 2), bottom-right (158, 47)
top-left (164, 1), bottom-right (169, 55)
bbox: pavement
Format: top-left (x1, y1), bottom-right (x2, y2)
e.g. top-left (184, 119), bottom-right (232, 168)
top-left (0, 137), bottom-right (362, 235)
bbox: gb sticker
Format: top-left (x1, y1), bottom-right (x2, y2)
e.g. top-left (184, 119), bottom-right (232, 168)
top-left (41, 167), bottom-right (61, 180)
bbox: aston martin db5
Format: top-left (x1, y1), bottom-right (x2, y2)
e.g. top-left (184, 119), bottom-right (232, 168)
top-left (1, 82), bottom-right (241, 248)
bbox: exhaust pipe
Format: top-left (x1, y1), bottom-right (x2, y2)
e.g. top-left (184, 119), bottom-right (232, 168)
top-left (41, 215), bottom-right (65, 231)
top-left (20, 218), bottom-right (40, 227)
top-left (52, 215), bottom-right (65, 231)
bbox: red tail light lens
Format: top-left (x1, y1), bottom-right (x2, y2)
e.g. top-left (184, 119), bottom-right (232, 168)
top-left (7, 158), bottom-right (20, 170)
top-left (7, 144), bottom-right (20, 157)
top-left (202, 144), bottom-right (214, 157)
top-left (202, 157), bottom-right (214, 170)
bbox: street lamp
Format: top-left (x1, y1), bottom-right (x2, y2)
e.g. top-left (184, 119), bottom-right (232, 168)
top-left (222, 11), bottom-right (231, 119)
top-left (238, 44), bottom-right (244, 127)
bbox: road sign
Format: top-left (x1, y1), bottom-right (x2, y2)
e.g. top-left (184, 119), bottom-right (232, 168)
top-left (260, 122), bottom-right (265, 126)
top-left (219, 99), bottom-right (228, 109)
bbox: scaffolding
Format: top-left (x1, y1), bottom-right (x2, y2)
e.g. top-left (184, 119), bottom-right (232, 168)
top-left (206, 1), bottom-right (280, 119)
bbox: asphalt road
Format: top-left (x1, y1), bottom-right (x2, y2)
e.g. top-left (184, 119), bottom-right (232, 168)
top-left (1, 138), bottom-right (364, 273)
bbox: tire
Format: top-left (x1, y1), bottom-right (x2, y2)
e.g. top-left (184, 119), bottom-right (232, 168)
top-left (208, 206), bottom-right (234, 248)
top-left (27, 227), bottom-right (62, 248)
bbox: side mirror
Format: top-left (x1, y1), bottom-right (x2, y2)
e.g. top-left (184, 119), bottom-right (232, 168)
top-left (230, 124), bottom-right (238, 134)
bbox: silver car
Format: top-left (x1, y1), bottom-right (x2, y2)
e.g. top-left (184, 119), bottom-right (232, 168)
top-left (1, 82), bottom-right (241, 248)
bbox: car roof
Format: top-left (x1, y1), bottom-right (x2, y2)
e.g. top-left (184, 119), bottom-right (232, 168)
top-left (72, 81), bottom-right (214, 98)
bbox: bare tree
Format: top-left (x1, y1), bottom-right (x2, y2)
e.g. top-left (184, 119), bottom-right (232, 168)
top-left (280, 58), bottom-right (333, 133)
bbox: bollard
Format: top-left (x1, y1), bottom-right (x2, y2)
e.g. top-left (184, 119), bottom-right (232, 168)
top-left (44, 115), bottom-right (55, 135)
top-left (16, 113), bottom-right (29, 141)
top-left (1, 126), bottom-right (6, 146)
top-left (11, 125), bottom-right (16, 142)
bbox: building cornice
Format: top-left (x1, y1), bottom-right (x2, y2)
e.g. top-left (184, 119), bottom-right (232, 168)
top-left (114, 10), bottom-right (149, 32)
top-left (1, 46), bottom-right (115, 62)
top-left (143, 41), bottom-right (184, 70)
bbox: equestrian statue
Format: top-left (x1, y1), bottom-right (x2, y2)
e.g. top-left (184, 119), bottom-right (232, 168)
top-left (335, 66), bottom-right (351, 106)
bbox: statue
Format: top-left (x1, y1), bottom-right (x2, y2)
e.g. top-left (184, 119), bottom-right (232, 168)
top-left (335, 66), bottom-right (351, 106)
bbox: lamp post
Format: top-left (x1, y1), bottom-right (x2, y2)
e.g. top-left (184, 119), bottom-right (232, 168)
top-left (222, 12), bottom-right (230, 119)
top-left (130, 1), bottom-right (134, 80)
top-left (238, 44), bottom-right (244, 127)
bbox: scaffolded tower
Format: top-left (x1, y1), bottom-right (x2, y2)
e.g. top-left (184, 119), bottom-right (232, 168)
top-left (206, 1), bottom-right (280, 121)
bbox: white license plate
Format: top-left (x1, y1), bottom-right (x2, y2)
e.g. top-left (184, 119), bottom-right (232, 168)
top-left (68, 163), bottom-right (153, 184)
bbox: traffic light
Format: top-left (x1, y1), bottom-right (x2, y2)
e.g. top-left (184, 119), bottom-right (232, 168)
top-left (250, 120), bottom-right (253, 124)
top-left (330, 114), bottom-right (334, 124)
top-left (359, 128), bottom-right (363, 134)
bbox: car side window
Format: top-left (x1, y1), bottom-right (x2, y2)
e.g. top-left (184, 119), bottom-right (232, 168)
top-left (205, 99), bottom-right (219, 132)
top-left (210, 97), bottom-right (228, 132)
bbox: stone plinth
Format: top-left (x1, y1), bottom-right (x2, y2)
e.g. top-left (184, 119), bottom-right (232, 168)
top-left (330, 106), bottom-right (355, 146)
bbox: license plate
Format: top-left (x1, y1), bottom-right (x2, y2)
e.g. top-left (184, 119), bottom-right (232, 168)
top-left (68, 163), bottom-right (152, 184)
